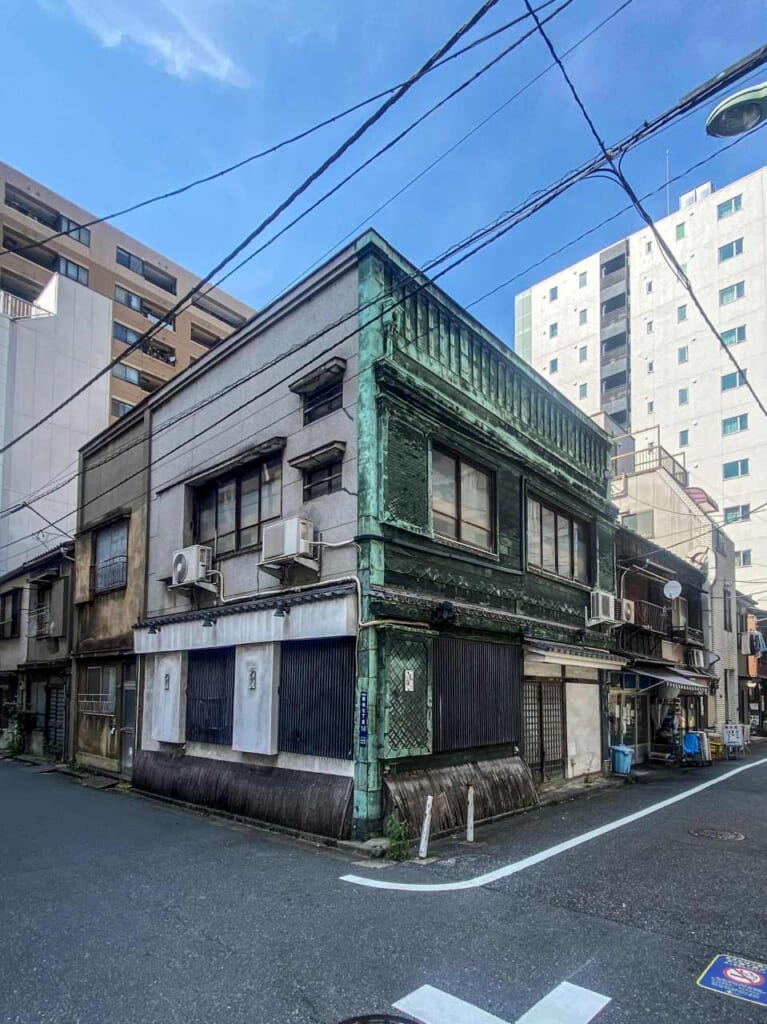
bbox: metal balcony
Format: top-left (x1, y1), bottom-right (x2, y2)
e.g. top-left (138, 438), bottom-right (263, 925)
top-left (634, 600), bottom-right (666, 634)
top-left (632, 446), bottom-right (689, 487)
top-left (0, 289), bottom-right (52, 322)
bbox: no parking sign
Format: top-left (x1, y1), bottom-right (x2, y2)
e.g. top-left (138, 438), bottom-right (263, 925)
top-left (698, 954), bottom-right (767, 1006)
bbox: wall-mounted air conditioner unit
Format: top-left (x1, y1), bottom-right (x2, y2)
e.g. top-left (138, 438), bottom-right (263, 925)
top-left (621, 599), bottom-right (635, 624)
top-left (588, 590), bottom-right (621, 625)
top-left (259, 517), bottom-right (316, 568)
top-left (170, 545), bottom-right (213, 588)
top-left (687, 648), bottom-right (707, 670)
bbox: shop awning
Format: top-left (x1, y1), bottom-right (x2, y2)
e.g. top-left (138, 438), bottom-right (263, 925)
top-left (526, 641), bottom-right (626, 672)
top-left (630, 665), bottom-right (710, 694)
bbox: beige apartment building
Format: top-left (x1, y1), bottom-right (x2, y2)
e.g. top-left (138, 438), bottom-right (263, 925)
top-left (0, 160), bottom-right (253, 419)
top-left (0, 161), bottom-right (253, 573)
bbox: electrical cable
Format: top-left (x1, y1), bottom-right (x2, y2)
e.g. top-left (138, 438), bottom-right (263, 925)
top-left (0, 0), bottom-right (567, 261)
top-left (0, 0), bottom-right (507, 460)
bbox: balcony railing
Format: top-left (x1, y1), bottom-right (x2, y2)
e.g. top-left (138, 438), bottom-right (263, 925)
top-left (0, 289), bottom-right (51, 321)
top-left (634, 599), bottom-right (666, 634)
top-left (78, 695), bottom-right (115, 716)
top-left (90, 556), bottom-right (128, 595)
top-left (633, 446), bottom-right (689, 487)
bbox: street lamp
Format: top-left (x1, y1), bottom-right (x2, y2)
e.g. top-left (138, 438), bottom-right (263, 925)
top-left (706, 81), bottom-right (767, 137)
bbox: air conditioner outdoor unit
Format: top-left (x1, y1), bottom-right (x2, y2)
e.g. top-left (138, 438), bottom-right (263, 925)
top-left (589, 589), bottom-right (620, 625)
top-left (688, 648), bottom-right (707, 670)
top-left (170, 545), bottom-right (212, 587)
top-left (259, 517), bottom-right (315, 566)
top-left (621, 599), bottom-right (635, 624)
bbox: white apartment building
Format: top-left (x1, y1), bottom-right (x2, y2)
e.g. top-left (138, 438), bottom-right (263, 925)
top-left (515, 165), bottom-right (767, 594)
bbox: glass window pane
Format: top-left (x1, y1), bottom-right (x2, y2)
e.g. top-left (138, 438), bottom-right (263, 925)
top-left (527, 498), bottom-right (541, 566)
top-left (260, 459), bottom-right (282, 522)
top-left (216, 481), bottom-right (236, 553)
top-left (574, 520), bottom-right (589, 583)
top-left (557, 515), bottom-right (572, 577)
top-left (460, 463), bottom-right (491, 540)
top-left (432, 450), bottom-right (457, 537)
top-left (541, 507), bottom-right (556, 573)
top-left (239, 471), bottom-right (261, 548)
top-left (198, 488), bottom-right (216, 546)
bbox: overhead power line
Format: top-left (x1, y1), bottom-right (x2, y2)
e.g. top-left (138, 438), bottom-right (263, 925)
top-left (0, 0), bottom-right (564, 262)
top-left (523, 2), bottom-right (767, 420)
top-left (0, 0), bottom-right (506, 460)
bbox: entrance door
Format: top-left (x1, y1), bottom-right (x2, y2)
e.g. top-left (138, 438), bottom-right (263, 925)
top-left (523, 679), bottom-right (565, 783)
top-left (120, 684), bottom-right (136, 774)
top-left (44, 684), bottom-right (65, 759)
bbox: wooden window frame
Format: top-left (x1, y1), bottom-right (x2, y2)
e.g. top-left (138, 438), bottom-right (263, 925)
top-left (194, 457), bottom-right (282, 557)
top-left (431, 446), bottom-right (495, 553)
top-left (526, 495), bottom-right (590, 585)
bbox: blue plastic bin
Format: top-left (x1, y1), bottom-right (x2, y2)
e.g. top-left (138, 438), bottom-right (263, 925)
top-left (610, 745), bottom-right (634, 775)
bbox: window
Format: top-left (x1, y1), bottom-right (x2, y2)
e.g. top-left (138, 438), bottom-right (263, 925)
top-left (675, 223), bottom-right (685, 240)
top-left (0, 589), bottom-right (21, 640)
top-left (602, 293), bottom-right (626, 318)
top-left (112, 363), bottom-right (140, 386)
top-left (579, 383), bottom-right (588, 399)
top-left (549, 286), bottom-right (558, 301)
top-left (721, 325), bottom-right (746, 346)
top-left (113, 321), bottom-right (176, 366)
top-left (303, 380), bottom-right (342, 425)
top-left (647, 360), bottom-right (654, 373)
top-left (114, 287), bottom-right (174, 331)
top-left (718, 238), bottom-right (743, 262)
top-left (647, 401), bottom-right (654, 414)
top-left (719, 281), bottom-right (745, 305)
top-left (93, 521), bottom-right (128, 594)
top-left (80, 665), bottom-right (118, 716)
top-left (645, 241), bottom-right (652, 254)
top-left (115, 284), bottom-right (141, 311)
top-left (432, 448), bottom-right (493, 551)
top-left (578, 345), bottom-right (587, 362)
top-left (549, 322), bottom-right (558, 338)
top-left (527, 496), bottom-right (589, 583)
top-left (722, 413), bottom-right (748, 435)
top-left (601, 253), bottom-right (626, 277)
top-left (724, 504), bottom-right (750, 524)
top-left (646, 321), bottom-right (653, 334)
top-left (602, 370), bottom-right (626, 393)
top-left (724, 587), bottom-right (733, 632)
top-left (59, 216), bottom-right (90, 246)
top-left (717, 194), bottom-right (742, 219)
top-left (645, 280), bottom-right (653, 294)
top-left (196, 458), bottom-right (282, 555)
top-left (579, 309), bottom-right (587, 325)
top-left (578, 271), bottom-right (587, 288)
top-left (679, 429), bottom-right (689, 447)
top-left (111, 399), bottom-right (134, 418)
top-left (549, 357), bottom-right (558, 373)
top-left (678, 388), bottom-right (689, 405)
top-left (29, 583), bottom-right (52, 638)
top-left (723, 459), bottom-right (749, 479)
top-left (303, 460), bottom-right (343, 501)
top-left (735, 549), bottom-right (752, 568)
top-left (677, 304), bottom-right (687, 322)
top-left (117, 246), bottom-right (177, 294)
top-left (57, 256), bottom-right (88, 285)
top-left (622, 510), bottom-right (654, 537)
top-left (721, 370), bottom-right (747, 391)
top-left (678, 346), bottom-right (688, 364)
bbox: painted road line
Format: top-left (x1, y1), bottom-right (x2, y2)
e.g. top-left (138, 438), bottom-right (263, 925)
top-left (515, 981), bottom-right (610, 1023)
top-left (341, 757), bottom-right (767, 893)
top-left (393, 984), bottom-right (509, 1024)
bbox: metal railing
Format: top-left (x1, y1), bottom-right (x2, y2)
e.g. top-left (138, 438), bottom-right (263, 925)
top-left (91, 556), bottom-right (128, 594)
top-left (78, 695), bottom-right (115, 716)
top-left (633, 446), bottom-right (689, 487)
top-left (634, 599), bottom-right (666, 634)
top-left (26, 605), bottom-right (52, 637)
top-left (0, 289), bottom-right (51, 321)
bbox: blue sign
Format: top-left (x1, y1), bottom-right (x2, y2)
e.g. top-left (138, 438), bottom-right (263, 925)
top-left (698, 954), bottom-right (767, 1006)
top-left (359, 691), bottom-right (368, 747)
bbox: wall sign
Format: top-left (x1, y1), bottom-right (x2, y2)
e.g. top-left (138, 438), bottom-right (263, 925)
top-left (404, 668), bottom-right (415, 692)
top-left (359, 690), bottom-right (368, 746)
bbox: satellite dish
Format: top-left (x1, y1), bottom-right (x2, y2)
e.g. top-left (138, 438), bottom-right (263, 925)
top-left (664, 580), bottom-right (682, 600)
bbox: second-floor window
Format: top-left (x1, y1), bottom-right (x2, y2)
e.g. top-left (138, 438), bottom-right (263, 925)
top-left (196, 458), bottom-right (281, 556)
top-left (0, 589), bottom-right (21, 639)
top-left (527, 497), bottom-right (589, 583)
top-left (432, 448), bottom-right (493, 551)
top-left (93, 521), bottom-right (128, 593)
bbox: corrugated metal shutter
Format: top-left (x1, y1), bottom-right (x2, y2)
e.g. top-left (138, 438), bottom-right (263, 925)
top-left (44, 684), bottom-right (65, 758)
top-left (279, 638), bottom-right (355, 760)
top-left (186, 647), bottom-right (235, 745)
top-left (433, 637), bottom-right (521, 753)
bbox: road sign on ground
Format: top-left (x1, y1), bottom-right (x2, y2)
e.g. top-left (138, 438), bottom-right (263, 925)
top-left (698, 954), bottom-right (767, 1006)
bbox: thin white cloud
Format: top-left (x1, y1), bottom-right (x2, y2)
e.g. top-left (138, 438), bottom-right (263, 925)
top-left (59, 0), bottom-right (250, 86)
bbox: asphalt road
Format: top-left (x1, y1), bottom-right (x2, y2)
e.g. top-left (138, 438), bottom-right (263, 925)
top-left (1, 751), bottom-right (766, 1024)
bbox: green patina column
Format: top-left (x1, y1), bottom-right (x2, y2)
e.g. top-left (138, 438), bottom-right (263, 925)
top-left (352, 241), bottom-right (387, 839)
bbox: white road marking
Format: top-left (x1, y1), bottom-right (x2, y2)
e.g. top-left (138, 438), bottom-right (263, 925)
top-left (341, 756), bottom-right (767, 893)
top-left (393, 984), bottom-right (509, 1024)
top-left (392, 981), bottom-right (610, 1024)
top-left (515, 981), bottom-right (610, 1023)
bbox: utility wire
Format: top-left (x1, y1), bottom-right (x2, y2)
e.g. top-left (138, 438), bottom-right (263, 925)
top-left (0, 0), bottom-right (505, 460)
top-left (523, 1), bottom-right (767, 420)
top-left (0, 0), bottom-right (564, 262)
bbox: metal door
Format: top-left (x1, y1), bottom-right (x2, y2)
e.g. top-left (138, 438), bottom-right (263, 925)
top-left (523, 679), bottom-right (565, 782)
top-left (44, 684), bottom-right (65, 759)
top-left (120, 684), bottom-right (136, 774)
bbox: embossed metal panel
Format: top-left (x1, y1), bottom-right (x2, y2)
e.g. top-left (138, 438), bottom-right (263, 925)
top-left (383, 633), bottom-right (431, 757)
top-left (433, 637), bottom-right (521, 753)
top-left (278, 637), bottom-right (355, 760)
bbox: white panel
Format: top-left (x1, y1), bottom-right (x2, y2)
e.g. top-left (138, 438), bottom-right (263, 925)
top-left (516, 981), bottom-right (610, 1023)
top-left (393, 985), bottom-right (508, 1024)
top-left (151, 651), bottom-right (186, 743)
top-left (233, 643), bottom-right (280, 754)
top-left (565, 682), bottom-right (601, 779)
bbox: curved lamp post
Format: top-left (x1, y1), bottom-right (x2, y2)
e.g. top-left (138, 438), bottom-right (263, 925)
top-left (706, 81), bottom-right (767, 137)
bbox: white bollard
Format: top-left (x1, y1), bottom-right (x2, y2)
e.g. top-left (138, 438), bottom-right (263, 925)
top-left (418, 794), bottom-right (434, 859)
top-left (466, 784), bottom-right (475, 843)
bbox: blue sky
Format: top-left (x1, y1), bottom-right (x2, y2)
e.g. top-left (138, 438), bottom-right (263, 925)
top-left (6, 0), bottom-right (766, 342)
